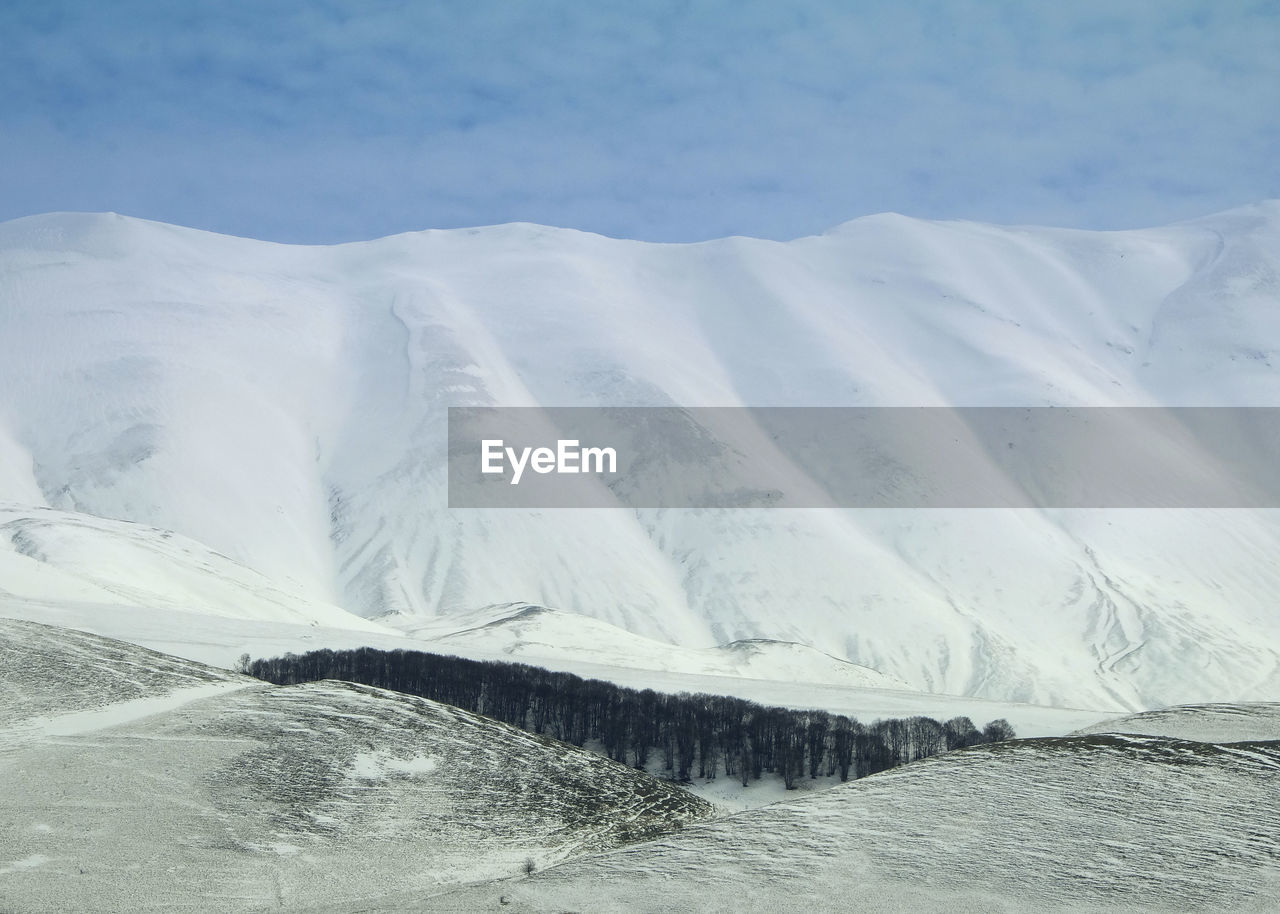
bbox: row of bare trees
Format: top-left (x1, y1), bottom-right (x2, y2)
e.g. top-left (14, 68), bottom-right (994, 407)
top-left (246, 647), bottom-right (1014, 787)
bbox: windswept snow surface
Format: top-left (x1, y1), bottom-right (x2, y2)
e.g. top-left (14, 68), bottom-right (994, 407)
top-left (385, 730), bottom-right (1280, 913)
top-left (0, 617), bottom-right (240, 727)
top-left (0, 621), bottom-right (710, 913)
top-left (4, 207), bottom-right (1280, 707)
top-left (1075, 701), bottom-right (1280, 742)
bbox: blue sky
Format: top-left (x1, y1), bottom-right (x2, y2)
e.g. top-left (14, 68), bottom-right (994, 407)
top-left (2, 0), bottom-right (1277, 243)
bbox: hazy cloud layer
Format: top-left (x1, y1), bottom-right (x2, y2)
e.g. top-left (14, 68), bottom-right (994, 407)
top-left (2, 0), bottom-right (1277, 242)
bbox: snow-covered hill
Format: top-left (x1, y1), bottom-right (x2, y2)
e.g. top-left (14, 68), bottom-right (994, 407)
top-left (1074, 701), bottom-right (1280, 742)
top-left (4, 205), bottom-right (1280, 708)
top-left (0, 617), bottom-right (243, 731)
top-left (0, 621), bottom-right (710, 913)
top-left (397, 725), bottom-right (1280, 913)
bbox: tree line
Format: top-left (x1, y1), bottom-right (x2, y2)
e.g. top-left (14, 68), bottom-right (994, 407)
top-left (245, 647), bottom-right (1015, 788)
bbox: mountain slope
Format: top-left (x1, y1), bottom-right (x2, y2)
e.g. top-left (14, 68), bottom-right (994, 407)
top-left (0, 505), bottom-right (394, 631)
top-left (0, 620), bottom-right (710, 913)
top-left (398, 602), bottom-right (910, 689)
top-left (3, 206), bottom-right (1280, 707)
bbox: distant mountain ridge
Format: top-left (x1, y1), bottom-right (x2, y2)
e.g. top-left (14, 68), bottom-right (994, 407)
top-left (3, 204), bottom-right (1280, 708)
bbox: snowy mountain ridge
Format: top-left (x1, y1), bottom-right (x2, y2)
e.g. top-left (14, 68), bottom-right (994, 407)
top-left (4, 205), bottom-right (1280, 708)
top-left (394, 602), bottom-right (910, 689)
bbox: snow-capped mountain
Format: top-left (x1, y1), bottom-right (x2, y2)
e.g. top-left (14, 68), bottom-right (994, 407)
top-left (3, 205), bottom-right (1280, 709)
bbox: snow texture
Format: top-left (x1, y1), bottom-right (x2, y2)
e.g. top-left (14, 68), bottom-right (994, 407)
top-left (394, 731), bottom-right (1280, 913)
top-left (1074, 701), bottom-right (1280, 742)
top-left (0, 621), bottom-right (711, 913)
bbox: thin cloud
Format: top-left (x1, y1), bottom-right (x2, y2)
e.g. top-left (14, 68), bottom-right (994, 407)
top-left (0, 0), bottom-right (1276, 241)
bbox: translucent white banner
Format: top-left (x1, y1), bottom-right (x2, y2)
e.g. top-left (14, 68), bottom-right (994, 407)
top-left (448, 407), bottom-right (1280, 508)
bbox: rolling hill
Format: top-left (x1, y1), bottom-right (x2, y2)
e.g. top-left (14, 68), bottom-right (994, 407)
top-left (8, 620), bottom-right (1274, 912)
top-left (0, 620), bottom-right (710, 913)
top-left (390, 714), bottom-right (1280, 913)
top-left (1074, 701), bottom-right (1280, 742)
